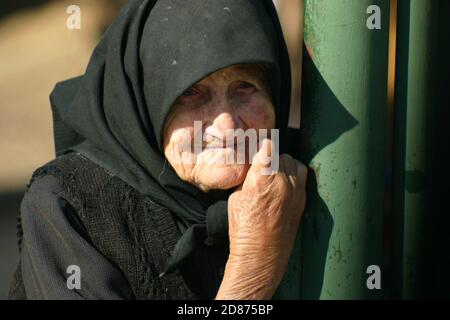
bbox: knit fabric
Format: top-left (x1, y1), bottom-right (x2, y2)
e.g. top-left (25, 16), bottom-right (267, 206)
top-left (9, 152), bottom-right (203, 299)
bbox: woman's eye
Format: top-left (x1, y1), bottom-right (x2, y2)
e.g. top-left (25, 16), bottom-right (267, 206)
top-left (181, 88), bottom-right (199, 97)
top-left (237, 81), bottom-right (256, 89)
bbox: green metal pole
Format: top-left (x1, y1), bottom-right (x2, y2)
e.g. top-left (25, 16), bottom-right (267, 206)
top-left (393, 0), bottom-right (439, 299)
top-left (297, 0), bottom-right (390, 299)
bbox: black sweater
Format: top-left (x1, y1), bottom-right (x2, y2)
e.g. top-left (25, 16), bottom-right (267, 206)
top-left (9, 153), bottom-right (228, 300)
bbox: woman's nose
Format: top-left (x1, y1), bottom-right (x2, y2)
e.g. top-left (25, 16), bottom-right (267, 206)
top-left (213, 111), bottom-right (239, 134)
top-left (208, 99), bottom-right (243, 135)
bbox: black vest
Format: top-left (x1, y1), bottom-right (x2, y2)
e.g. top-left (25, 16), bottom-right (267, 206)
top-left (9, 152), bottom-right (227, 299)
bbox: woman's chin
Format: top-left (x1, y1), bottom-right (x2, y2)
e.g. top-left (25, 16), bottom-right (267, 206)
top-left (197, 164), bottom-right (250, 191)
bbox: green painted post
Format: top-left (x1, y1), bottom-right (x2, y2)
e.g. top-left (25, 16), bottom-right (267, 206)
top-left (392, 0), bottom-right (439, 299)
top-left (297, 0), bottom-right (390, 299)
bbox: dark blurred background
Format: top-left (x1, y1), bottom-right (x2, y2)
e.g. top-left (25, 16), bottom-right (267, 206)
top-left (0, 0), bottom-right (303, 299)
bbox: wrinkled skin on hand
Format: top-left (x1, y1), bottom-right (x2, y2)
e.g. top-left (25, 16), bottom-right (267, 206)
top-left (216, 139), bottom-right (307, 300)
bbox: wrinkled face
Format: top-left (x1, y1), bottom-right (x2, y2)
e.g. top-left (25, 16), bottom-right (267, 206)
top-left (163, 64), bottom-right (276, 192)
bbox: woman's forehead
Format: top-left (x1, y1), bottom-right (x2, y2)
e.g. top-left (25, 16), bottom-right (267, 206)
top-left (196, 64), bottom-right (267, 86)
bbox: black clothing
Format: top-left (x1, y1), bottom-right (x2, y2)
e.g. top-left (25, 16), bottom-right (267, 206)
top-left (50, 0), bottom-right (291, 274)
top-left (10, 0), bottom-right (292, 299)
top-left (10, 152), bottom-right (227, 299)
top-left (9, 175), bottom-right (134, 300)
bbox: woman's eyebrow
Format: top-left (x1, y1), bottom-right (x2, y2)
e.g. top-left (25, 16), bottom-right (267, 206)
top-left (221, 68), bottom-right (264, 85)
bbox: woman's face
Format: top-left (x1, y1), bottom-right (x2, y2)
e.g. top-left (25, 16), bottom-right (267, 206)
top-left (163, 64), bottom-right (276, 192)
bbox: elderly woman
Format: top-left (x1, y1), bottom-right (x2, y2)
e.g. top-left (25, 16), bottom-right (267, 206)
top-left (9, 0), bottom-right (307, 300)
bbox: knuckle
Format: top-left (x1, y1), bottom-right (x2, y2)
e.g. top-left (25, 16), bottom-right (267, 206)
top-left (246, 173), bottom-right (270, 191)
top-left (279, 153), bottom-right (293, 164)
top-left (296, 162), bottom-right (308, 182)
top-left (273, 173), bottom-right (290, 193)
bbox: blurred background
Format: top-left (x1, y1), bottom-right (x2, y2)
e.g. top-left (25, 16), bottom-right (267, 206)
top-left (0, 0), bottom-right (303, 299)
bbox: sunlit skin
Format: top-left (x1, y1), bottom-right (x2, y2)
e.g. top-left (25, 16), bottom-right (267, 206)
top-left (163, 64), bottom-right (276, 192)
top-left (163, 64), bottom-right (308, 300)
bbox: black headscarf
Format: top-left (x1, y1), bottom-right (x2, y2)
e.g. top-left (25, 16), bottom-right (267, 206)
top-left (50, 0), bottom-right (291, 293)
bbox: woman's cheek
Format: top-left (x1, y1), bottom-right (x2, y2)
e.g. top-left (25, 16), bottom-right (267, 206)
top-left (240, 99), bottom-right (275, 130)
top-left (165, 126), bottom-right (196, 170)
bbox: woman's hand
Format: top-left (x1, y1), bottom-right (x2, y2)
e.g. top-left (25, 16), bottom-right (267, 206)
top-left (216, 139), bottom-right (307, 300)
